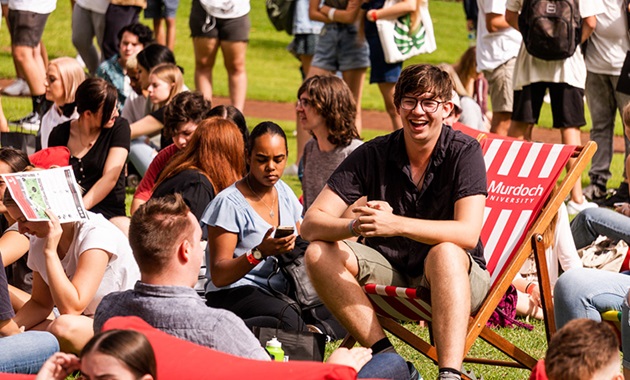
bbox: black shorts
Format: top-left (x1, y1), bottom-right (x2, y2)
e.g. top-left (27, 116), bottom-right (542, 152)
top-left (188, 0), bottom-right (250, 41)
top-left (8, 9), bottom-right (49, 47)
top-left (512, 82), bottom-right (586, 128)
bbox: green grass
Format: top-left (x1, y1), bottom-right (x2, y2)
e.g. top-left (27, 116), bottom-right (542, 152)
top-left (0, 0), bottom-right (623, 134)
top-left (7, 4), bottom-right (626, 378)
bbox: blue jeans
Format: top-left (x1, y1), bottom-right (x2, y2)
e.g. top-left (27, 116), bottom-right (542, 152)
top-left (0, 331), bottom-right (59, 373)
top-left (129, 138), bottom-right (157, 177)
top-left (570, 207), bottom-right (630, 249)
top-left (357, 352), bottom-right (415, 380)
top-left (555, 268), bottom-right (630, 326)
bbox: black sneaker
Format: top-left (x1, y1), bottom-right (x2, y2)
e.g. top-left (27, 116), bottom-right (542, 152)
top-left (583, 183), bottom-right (608, 202)
top-left (599, 182), bottom-right (630, 208)
top-left (8, 112), bottom-right (41, 132)
top-left (407, 361), bottom-right (420, 380)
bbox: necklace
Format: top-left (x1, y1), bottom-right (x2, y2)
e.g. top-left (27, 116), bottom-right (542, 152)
top-left (246, 176), bottom-right (276, 219)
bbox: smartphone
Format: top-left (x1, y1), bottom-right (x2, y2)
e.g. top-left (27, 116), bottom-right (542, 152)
top-left (274, 226), bottom-right (295, 238)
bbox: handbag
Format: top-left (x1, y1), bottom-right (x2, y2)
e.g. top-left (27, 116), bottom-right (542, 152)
top-left (578, 235), bottom-right (629, 272)
top-left (251, 304), bottom-right (327, 362)
top-left (376, 0), bottom-right (436, 64)
top-left (267, 237), bottom-right (347, 340)
top-left (1, 124), bottom-right (36, 156)
top-left (273, 237), bottom-right (322, 309)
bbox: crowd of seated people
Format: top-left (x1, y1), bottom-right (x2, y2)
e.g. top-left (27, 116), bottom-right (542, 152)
top-left (6, 3), bottom-right (630, 378)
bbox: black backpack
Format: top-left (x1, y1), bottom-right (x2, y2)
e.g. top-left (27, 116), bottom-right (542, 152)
top-left (518, 0), bottom-right (582, 61)
top-left (266, 0), bottom-right (296, 35)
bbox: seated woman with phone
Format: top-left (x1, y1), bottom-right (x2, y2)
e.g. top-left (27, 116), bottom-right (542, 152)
top-left (202, 122), bottom-right (343, 337)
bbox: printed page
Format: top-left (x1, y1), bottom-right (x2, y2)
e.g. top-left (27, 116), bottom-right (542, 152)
top-left (2, 166), bottom-right (88, 222)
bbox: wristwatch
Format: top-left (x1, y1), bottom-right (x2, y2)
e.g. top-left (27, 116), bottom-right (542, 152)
top-left (252, 246), bottom-right (263, 261)
top-left (246, 246), bottom-right (263, 265)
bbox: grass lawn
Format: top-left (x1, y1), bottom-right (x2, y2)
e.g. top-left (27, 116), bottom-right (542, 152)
top-left (0, 0), bottom-right (624, 135)
top-left (5, 3), bottom-right (625, 378)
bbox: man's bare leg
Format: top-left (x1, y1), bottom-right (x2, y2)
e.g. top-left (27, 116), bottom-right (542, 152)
top-left (424, 242), bottom-right (471, 372)
top-left (508, 120), bottom-right (533, 141)
top-left (305, 241), bottom-right (386, 347)
top-left (490, 111), bottom-right (511, 136)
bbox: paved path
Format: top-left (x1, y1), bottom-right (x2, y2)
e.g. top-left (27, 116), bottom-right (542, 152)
top-left (0, 77), bottom-right (622, 152)
top-left (213, 96), bottom-right (625, 153)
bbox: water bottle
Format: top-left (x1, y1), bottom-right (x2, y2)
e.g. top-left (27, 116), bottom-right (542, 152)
top-left (265, 337), bottom-right (285, 362)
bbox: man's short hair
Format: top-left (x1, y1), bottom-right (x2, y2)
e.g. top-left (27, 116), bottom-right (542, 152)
top-left (394, 64), bottom-right (453, 109)
top-left (545, 319), bottom-right (620, 380)
top-left (163, 92), bottom-right (212, 138)
top-left (117, 23), bottom-right (154, 47)
top-left (129, 194), bottom-right (195, 275)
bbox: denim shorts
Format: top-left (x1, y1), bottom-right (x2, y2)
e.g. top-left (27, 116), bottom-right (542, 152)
top-left (311, 23), bottom-right (370, 72)
top-left (144, 0), bottom-right (179, 19)
top-left (366, 33), bottom-right (401, 84)
top-left (344, 239), bottom-right (491, 313)
top-left (287, 33), bottom-right (319, 59)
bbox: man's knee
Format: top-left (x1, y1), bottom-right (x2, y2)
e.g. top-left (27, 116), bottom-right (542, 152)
top-left (305, 241), bottom-right (335, 270)
top-left (425, 242), bottom-right (469, 272)
top-left (305, 241), bottom-right (350, 275)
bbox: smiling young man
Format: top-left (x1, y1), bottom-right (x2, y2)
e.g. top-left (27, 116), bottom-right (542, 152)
top-left (302, 64), bottom-right (490, 380)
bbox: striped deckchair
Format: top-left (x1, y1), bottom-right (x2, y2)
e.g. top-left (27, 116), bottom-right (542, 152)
top-left (341, 134), bottom-right (597, 371)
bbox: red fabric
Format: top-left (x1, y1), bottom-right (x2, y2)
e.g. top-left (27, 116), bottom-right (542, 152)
top-left (529, 359), bottom-right (548, 380)
top-left (0, 375), bottom-right (34, 379)
top-left (103, 316), bottom-right (359, 380)
top-left (133, 143), bottom-right (179, 201)
top-left (28, 147), bottom-right (70, 169)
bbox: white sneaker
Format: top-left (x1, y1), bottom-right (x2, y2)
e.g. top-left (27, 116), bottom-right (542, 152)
top-left (567, 199), bottom-right (598, 215)
top-left (284, 163), bottom-right (299, 176)
top-left (2, 78), bottom-right (30, 96)
top-left (76, 54), bottom-right (86, 69)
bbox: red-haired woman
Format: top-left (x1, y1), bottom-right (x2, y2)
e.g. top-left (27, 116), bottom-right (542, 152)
top-left (151, 116), bottom-right (246, 239)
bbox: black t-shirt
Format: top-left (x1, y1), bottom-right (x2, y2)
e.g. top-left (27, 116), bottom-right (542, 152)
top-left (152, 169), bottom-right (215, 240)
top-left (48, 117), bottom-right (131, 219)
top-left (327, 127), bottom-right (488, 278)
top-left (149, 107), bottom-right (173, 149)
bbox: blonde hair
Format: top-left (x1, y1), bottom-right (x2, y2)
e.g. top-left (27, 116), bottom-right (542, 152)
top-left (126, 55), bottom-right (138, 71)
top-left (49, 57), bottom-right (86, 105)
top-left (149, 63), bottom-right (183, 108)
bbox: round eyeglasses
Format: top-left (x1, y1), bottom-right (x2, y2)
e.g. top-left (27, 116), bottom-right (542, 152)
top-left (400, 97), bottom-right (444, 113)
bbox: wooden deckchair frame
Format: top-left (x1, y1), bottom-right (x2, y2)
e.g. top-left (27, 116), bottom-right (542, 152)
top-left (341, 140), bottom-right (597, 373)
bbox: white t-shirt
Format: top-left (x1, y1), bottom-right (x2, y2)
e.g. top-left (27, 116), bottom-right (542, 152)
top-left (201, 0), bottom-right (249, 19)
top-left (27, 212), bottom-right (140, 316)
top-left (506, 0), bottom-right (604, 90)
top-left (585, 0), bottom-right (630, 75)
top-left (476, 0), bottom-right (522, 72)
top-left (75, 0), bottom-right (110, 15)
top-left (121, 91), bottom-right (148, 123)
top-left (40, 106), bottom-right (78, 150)
top-left (8, 0), bottom-right (56, 14)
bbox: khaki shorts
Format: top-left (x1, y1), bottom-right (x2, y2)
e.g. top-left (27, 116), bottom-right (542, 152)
top-left (483, 57), bottom-right (516, 114)
top-left (345, 240), bottom-right (491, 313)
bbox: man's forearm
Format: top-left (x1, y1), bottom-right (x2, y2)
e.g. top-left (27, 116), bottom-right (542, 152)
top-left (301, 210), bottom-right (356, 242)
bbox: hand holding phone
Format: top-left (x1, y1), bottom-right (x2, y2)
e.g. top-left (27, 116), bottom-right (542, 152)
top-left (274, 226), bottom-right (295, 238)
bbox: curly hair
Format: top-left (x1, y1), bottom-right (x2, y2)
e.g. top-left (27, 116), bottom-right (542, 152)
top-left (297, 75), bottom-right (359, 147)
top-left (163, 91), bottom-right (212, 138)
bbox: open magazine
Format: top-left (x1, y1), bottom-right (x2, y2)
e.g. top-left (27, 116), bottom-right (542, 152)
top-left (1, 166), bottom-right (88, 222)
